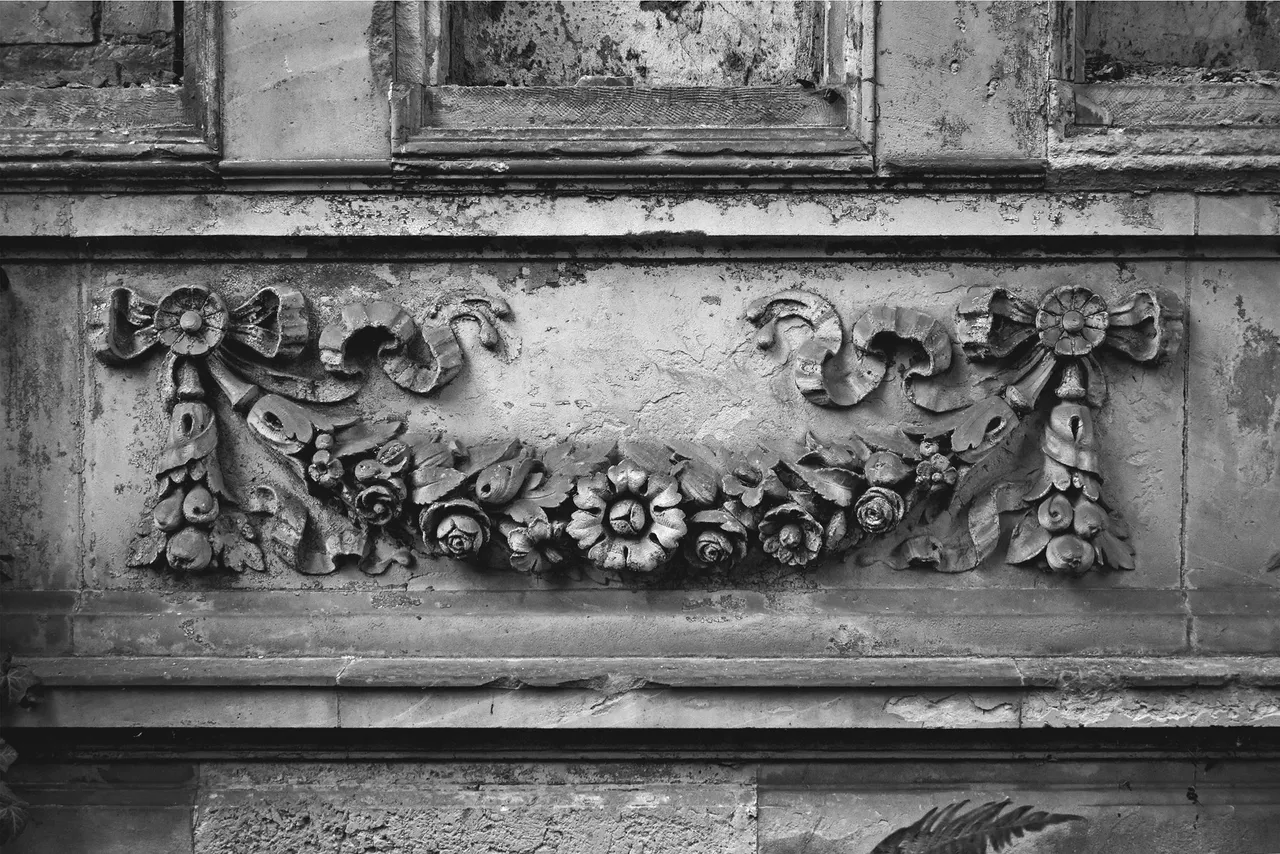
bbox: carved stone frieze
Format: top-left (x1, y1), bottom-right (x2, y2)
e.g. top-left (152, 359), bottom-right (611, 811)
top-left (92, 279), bottom-right (1182, 581)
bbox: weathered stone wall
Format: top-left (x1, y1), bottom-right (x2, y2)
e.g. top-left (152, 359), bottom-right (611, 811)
top-left (2, 1), bottom-right (1280, 851)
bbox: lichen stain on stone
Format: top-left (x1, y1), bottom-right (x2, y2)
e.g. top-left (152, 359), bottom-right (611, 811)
top-left (1228, 321), bottom-right (1280, 435)
top-left (932, 114), bottom-right (972, 149)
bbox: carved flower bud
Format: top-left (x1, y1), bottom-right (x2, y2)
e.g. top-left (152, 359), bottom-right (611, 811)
top-left (1072, 497), bottom-right (1107, 538)
top-left (1038, 494), bottom-right (1074, 533)
top-left (166, 527), bottom-right (213, 572)
top-left (918, 439), bottom-right (941, 458)
top-left (864, 452), bottom-right (911, 487)
top-left (854, 487), bottom-right (905, 534)
top-left (377, 440), bottom-right (412, 474)
top-left (315, 432), bottom-right (334, 450)
top-left (1045, 533), bottom-right (1096, 575)
top-left (915, 454), bottom-right (958, 491)
top-left (474, 456), bottom-right (534, 507)
top-left (307, 449), bottom-right (343, 488)
top-left (182, 484), bottom-right (219, 525)
top-left (354, 481), bottom-right (402, 527)
top-left (505, 519), bottom-right (566, 573)
top-left (353, 459), bottom-right (391, 484)
top-left (436, 514), bottom-right (487, 558)
top-left (153, 490), bottom-right (186, 533)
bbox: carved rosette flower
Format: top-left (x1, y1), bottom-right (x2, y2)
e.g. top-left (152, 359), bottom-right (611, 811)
top-left (1035, 287), bottom-right (1109, 357)
top-left (420, 498), bottom-right (491, 559)
top-left (684, 508), bottom-right (749, 570)
top-left (854, 487), bottom-right (906, 535)
top-left (759, 503), bottom-right (823, 567)
top-left (503, 519), bottom-right (568, 573)
top-left (567, 460), bottom-right (687, 573)
top-left (153, 287), bottom-right (230, 357)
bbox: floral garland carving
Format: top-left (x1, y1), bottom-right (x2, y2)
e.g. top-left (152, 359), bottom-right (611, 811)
top-left (92, 280), bottom-right (1181, 579)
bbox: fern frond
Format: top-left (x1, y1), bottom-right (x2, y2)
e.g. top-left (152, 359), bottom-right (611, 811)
top-left (869, 799), bottom-right (1083, 854)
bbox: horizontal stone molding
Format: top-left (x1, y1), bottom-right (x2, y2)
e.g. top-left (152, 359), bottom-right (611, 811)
top-left (19, 655), bottom-right (1280, 690)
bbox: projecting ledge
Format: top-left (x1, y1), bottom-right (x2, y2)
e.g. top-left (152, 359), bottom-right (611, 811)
top-left (4, 657), bottom-right (1280, 730)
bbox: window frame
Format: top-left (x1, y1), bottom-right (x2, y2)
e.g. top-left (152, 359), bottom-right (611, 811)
top-left (387, 0), bottom-right (876, 177)
top-left (1050, 0), bottom-right (1280, 177)
top-left (0, 1), bottom-right (220, 175)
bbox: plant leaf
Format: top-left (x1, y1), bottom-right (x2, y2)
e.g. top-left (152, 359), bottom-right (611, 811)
top-left (410, 467), bottom-right (467, 505)
top-left (0, 654), bottom-right (40, 710)
top-left (0, 738), bottom-right (18, 774)
top-left (869, 799), bottom-right (1083, 854)
top-left (0, 781), bottom-right (30, 846)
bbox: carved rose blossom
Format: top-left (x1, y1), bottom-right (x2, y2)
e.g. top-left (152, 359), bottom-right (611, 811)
top-left (854, 487), bottom-right (905, 534)
top-left (354, 481), bottom-right (403, 527)
top-left (684, 508), bottom-right (749, 570)
top-left (503, 519), bottom-right (567, 573)
top-left (759, 503), bottom-right (823, 567)
top-left (420, 498), bottom-right (491, 559)
top-left (567, 460), bottom-right (687, 573)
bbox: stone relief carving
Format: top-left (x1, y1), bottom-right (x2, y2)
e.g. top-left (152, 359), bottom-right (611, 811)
top-left (92, 280), bottom-right (1181, 580)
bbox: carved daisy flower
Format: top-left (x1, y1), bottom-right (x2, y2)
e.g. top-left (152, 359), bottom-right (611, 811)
top-left (566, 460), bottom-right (687, 573)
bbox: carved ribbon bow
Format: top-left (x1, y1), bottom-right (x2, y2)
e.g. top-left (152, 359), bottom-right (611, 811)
top-left (94, 285), bottom-right (310, 572)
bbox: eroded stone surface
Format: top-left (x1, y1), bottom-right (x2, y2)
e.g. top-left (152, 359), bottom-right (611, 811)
top-left (194, 763), bottom-right (755, 854)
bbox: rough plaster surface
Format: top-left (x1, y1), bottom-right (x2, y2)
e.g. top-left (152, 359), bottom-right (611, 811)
top-left (877, 1), bottom-right (1048, 165)
top-left (1186, 260), bottom-right (1280, 591)
top-left (1083, 1), bottom-right (1280, 73)
top-left (193, 762), bottom-right (755, 854)
top-left (450, 1), bottom-right (818, 87)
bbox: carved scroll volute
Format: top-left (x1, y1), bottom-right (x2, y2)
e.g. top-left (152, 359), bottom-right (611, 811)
top-left (318, 293), bottom-right (512, 396)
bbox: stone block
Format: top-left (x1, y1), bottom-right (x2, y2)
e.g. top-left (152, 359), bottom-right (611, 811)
top-left (877, 1), bottom-right (1049, 168)
top-left (1185, 260), bottom-right (1280, 588)
top-left (5, 762), bottom-right (195, 854)
top-left (0, 266), bottom-right (83, 591)
top-left (222, 1), bottom-right (387, 161)
top-left (759, 759), bottom-right (1280, 853)
top-left (101, 1), bottom-right (175, 37)
top-left (195, 762), bottom-right (756, 854)
top-left (0, 1), bottom-right (94, 45)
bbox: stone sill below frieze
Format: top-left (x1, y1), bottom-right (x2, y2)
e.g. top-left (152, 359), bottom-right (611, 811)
top-left (5, 657), bottom-right (1280, 729)
top-left (4, 190), bottom-right (1280, 243)
top-left (3, 588), bottom-right (1211, 659)
top-left (0, 190), bottom-right (1239, 241)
